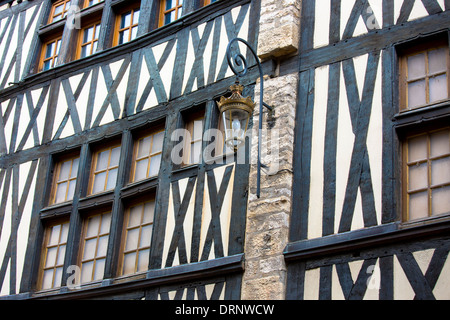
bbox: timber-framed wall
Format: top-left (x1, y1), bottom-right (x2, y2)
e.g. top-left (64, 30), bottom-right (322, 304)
top-left (287, 0), bottom-right (450, 300)
top-left (0, 0), bottom-right (265, 299)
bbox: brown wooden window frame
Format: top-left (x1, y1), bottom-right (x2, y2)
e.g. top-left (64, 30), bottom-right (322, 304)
top-left (77, 20), bottom-right (102, 59)
top-left (88, 142), bottom-right (122, 196)
top-left (78, 210), bottom-right (112, 284)
top-left (113, 3), bottom-right (141, 46)
top-left (399, 38), bottom-right (450, 111)
top-left (84, 0), bottom-right (103, 8)
top-left (402, 127), bottom-right (450, 222)
top-left (182, 110), bottom-right (205, 167)
top-left (50, 154), bottom-right (80, 205)
top-left (130, 128), bottom-right (165, 183)
top-left (158, 0), bottom-right (183, 27)
top-left (38, 219), bottom-right (70, 290)
top-left (48, 0), bottom-right (72, 24)
top-left (118, 196), bottom-right (155, 277)
top-left (39, 36), bottom-right (62, 72)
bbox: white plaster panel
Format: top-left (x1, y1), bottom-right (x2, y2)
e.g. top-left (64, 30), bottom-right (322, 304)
top-left (308, 65), bottom-right (328, 239)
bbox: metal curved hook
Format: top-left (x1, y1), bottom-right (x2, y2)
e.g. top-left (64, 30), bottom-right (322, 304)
top-left (225, 38), bottom-right (273, 198)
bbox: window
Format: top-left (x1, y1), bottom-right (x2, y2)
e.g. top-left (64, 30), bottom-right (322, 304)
top-left (51, 155), bottom-right (80, 205)
top-left (203, 0), bottom-right (218, 6)
top-left (48, 0), bottom-right (72, 24)
top-left (159, 0), bottom-right (183, 27)
top-left (78, 22), bottom-right (101, 58)
top-left (399, 41), bottom-right (449, 110)
top-left (131, 130), bottom-right (164, 182)
top-left (183, 112), bottom-right (204, 166)
top-left (114, 5), bottom-right (140, 46)
top-left (84, 0), bottom-right (103, 8)
top-left (39, 37), bottom-right (62, 71)
top-left (79, 211), bottom-right (111, 283)
top-left (119, 199), bottom-right (155, 276)
top-left (89, 144), bottom-right (121, 195)
top-left (39, 220), bottom-right (70, 290)
top-left (403, 128), bottom-right (450, 221)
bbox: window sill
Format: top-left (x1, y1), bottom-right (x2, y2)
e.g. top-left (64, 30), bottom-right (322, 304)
top-left (393, 100), bottom-right (450, 132)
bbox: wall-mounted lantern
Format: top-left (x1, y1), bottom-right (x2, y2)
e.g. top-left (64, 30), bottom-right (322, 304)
top-left (219, 38), bottom-right (273, 198)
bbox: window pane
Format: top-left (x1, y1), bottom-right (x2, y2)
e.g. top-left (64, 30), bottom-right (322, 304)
top-left (429, 74), bottom-right (448, 103)
top-left (408, 53), bottom-right (426, 80)
top-left (165, 11), bottom-right (176, 25)
top-left (53, 267), bottom-right (63, 288)
top-left (97, 235), bottom-right (108, 257)
top-left (143, 201), bottom-right (155, 224)
top-left (96, 150), bottom-right (110, 171)
top-left (128, 205), bottom-right (142, 228)
top-left (106, 168), bottom-right (118, 190)
top-left (67, 179), bottom-right (76, 201)
top-left (42, 269), bottom-right (54, 290)
top-left (83, 26), bottom-right (94, 43)
top-left (100, 212), bottom-right (111, 234)
top-left (43, 60), bottom-right (52, 71)
top-left (45, 43), bottom-right (54, 59)
top-left (133, 9), bottom-right (140, 24)
top-left (152, 131), bottom-right (164, 153)
top-left (59, 160), bottom-right (71, 181)
top-left (430, 129), bottom-right (450, 158)
top-left (94, 259), bottom-right (105, 280)
top-left (56, 245), bottom-right (66, 265)
top-left (409, 162), bottom-right (428, 190)
top-left (409, 191), bottom-right (429, 220)
top-left (125, 228), bottom-right (139, 251)
top-left (121, 12), bottom-right (131, 28)
top-left (81, 45), bottom-right (90, 58)
top-left (193, 120), bottom-right (203, 141)
top-left (110, 147), bottom-right (121, 167)
top-left (140, 225), bottom-right (152, 248)
top-left (71, 158), bottom-right (79, 178)
top-left (408, 80), bottom-right (427, 108)
top-left (131, 26), bottom-right (138, 41)
top-left (55, 182), bottom-right (68, 203)
top-left (83, 238), bottom-right (97, 260)
top-left (134, 159), bottom-right (149, 181)
top-left (431, 157), bottom-right (450, 186)
top-left (408, 135), bottom-right (428, 162)
top-left (138, 136), bottom-right (152, 158)
top-left (123, 252), bottom-right (137, 275)
top-left (119, 30), bottom-right (128, 44)
top-left (137, 249), bottom-right (149, 272)
top-left (49, 225), bottom-right (61, 246)
top-left (92, 171), bottom-right (106, 193)
top-left (86, 215), bottom-right (101, 237)
top-left (190, 141), bottom-right (202, 164)
top-left (81, 261), bottom-right (93, 283)
top-left (432, 186), bottom-right (450, 216)
top-left (148, 154), bottom-right (161, 176)
top-left (429, 48), bottom-right (447, 74)
top-left (60, 223), bottom-right (69, 243)
top-left (166, 0), bottom-right (173, 10)
top-left (46, 247), bottom-right (58, 268)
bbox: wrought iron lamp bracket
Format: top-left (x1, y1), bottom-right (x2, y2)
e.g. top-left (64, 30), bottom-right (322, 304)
top-left (225, 38), bottom-right (273, 198)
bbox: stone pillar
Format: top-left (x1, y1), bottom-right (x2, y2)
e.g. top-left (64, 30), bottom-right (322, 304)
top-left (241, 0), bottom-right (301, 300)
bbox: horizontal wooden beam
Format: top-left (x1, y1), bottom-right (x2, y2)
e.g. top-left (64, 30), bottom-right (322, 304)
top-left (299, 10), bottom-right (450, 71)
top-left (29, 254), bottom-right (244, 300)
top-left (284, 220), bottom-right (450, 262)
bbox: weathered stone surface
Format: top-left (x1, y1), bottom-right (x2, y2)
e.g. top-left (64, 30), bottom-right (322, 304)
top-left (241, 72), bottom-right (299, 299)
top-left (257, 0), bottom-right (301, 60)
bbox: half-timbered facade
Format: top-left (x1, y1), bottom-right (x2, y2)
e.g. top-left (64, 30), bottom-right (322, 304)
top-left (0, 0), bottom-right (449, 301)
top-left (286, 0), bottom-right (450, 300)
